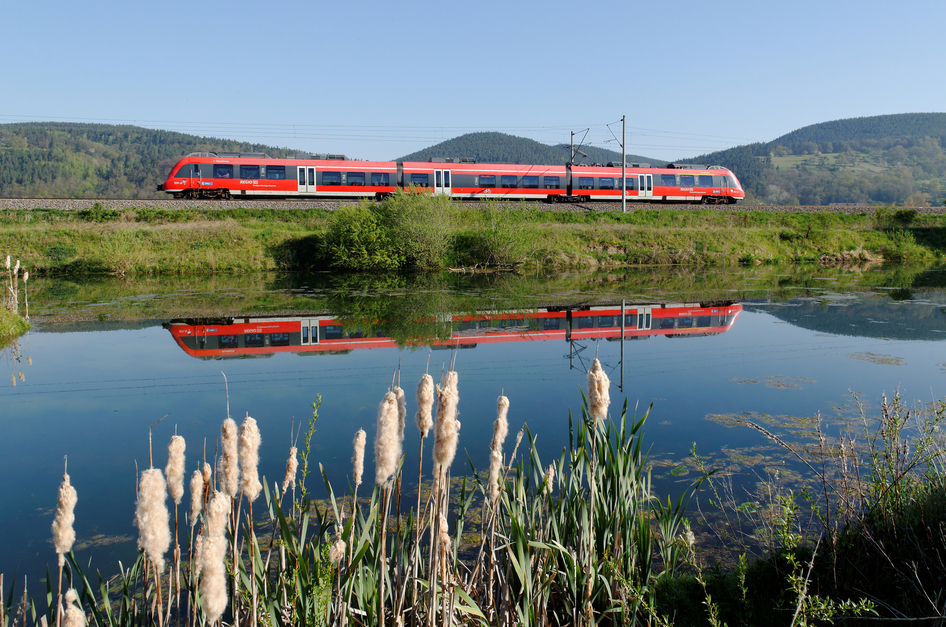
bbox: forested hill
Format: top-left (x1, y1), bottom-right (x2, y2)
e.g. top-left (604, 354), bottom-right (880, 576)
top-left (396, 132), bottom-right (665, 167)
top-left (0, 122), bottom-right (299, 199)
top-left (677, 113), bottom-right (946, 206)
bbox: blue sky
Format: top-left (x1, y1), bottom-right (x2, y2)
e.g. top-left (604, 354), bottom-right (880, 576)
top-left (2, 0), bottom-right (943, 162)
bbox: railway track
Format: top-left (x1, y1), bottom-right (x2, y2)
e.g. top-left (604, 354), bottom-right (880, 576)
top-left (0, 197), bottom-right (944, 215)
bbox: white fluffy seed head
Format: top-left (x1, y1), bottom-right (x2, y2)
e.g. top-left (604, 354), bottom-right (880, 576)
top-left (199, 534), bottom-right (229, 624)
top-left (52, 472), bottom-right (78, 559)
top-left (63, 588), bottom-right (85, 627)
top-left (189, 469), bottom-right (203, 525)
top-left (329, 538), bottom-right (347, 565)
top-left (239, 415), bottom-right (262, 502)
top-left (282, 446), bottom-right (298, 497)
top-left (415, 373), bottom-right (434, 438)
top-left (395, 386), bottom-right (407, 444)
top-left (374, 391), bottom-right (401, 485)
top-left (587, 358), bottom-right (611, 422)
top-left (488, 395), bottom-right (510, 503)
top-left (352, 429), bottom-right (366, 488)
top-left (165, 435), bottom-right (186, 505)
top-left (432, 371), bottom-right (460, 478)
top-left (204, 490), bottom-right (231, 540)
top-left (543, 463), bottom-right (556, 494)
top-left (219, 418), bottom-right (239, 497)
top-left (438, 512), bottom-right (452, 554)
top-left (135, 468), bottom-right (171, 573)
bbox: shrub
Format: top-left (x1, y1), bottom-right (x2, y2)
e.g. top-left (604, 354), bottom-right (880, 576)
top-left (454, 201), bottom-right (534, 266)
top-left (324, 204), bottom-right (402, 271)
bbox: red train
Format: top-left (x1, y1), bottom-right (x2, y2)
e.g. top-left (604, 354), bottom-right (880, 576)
top-left (165, 302), bottom-right (742, 360)
top-left (158, 152), bottom-right (745, 204)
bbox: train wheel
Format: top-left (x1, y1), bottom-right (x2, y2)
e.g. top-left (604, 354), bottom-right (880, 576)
top-left (701, 196), bottom-right (711, 205)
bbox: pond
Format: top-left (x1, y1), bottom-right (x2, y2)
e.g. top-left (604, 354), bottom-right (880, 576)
top-left (2, 265), bottom-right (946, 586)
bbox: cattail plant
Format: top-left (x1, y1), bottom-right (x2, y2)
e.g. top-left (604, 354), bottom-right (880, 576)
top-left (373, 390), bottom-right (401, 626)
top-left (51, 458), bottom-right (77, 627)
top-left (62, 589), bottom-right (85, 627)
top-left (587, 358), bottom-right (611, 422)
top-left (584, 357), bottom-right (610, 621)
top-left (135, 467), bottom-right (171, 627)
top-left (165, 435), bottom-right (185, 609)
top-left (219, 418), bottom-right (239, 498)
top-left (488, 395), bottom-right (510, 504)
top-left (281, 445), bottom-right (298, 501)
top-left (200, 491), bottom-right (231, 626)
top-left (430, 370), bottom-right (460, 625)
top-left (239, 415), bottom-right (262, 627)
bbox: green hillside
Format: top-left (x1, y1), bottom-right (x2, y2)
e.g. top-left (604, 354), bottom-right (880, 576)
top-left (0, 122), bottom-right (300, 199)
top-left (396, 131), bottom-right (665, 167)
top-left (678, 113), bottom-right (946, 206)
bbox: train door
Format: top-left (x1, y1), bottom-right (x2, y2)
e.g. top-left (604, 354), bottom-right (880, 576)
top-left (434, 170), bottom-right (452, 196)
top-left (300, 318), bottom-right (317, 345)
top-left (297, 166), bottom-right (316, 195)
top-left (638, 174), bottom-right (653, 198)
top-left (634, 307), bottom-right (652, 331)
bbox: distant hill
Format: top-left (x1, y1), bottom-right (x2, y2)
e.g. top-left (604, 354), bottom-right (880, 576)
top-left (0, 122), bottom-right (300, 199)
top-left (677, 113), bottom-right (946, 206)
top-left (396, 131), bottom-right (665, 167)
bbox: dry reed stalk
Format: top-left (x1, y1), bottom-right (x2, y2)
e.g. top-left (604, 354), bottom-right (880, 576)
top-left (52, 459), bottom-right (77, 627)
top-left (135, 468), bottom-right (170, 627)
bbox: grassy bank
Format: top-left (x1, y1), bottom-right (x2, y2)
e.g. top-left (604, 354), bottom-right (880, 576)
top-left (2, 198), bottom-right (945, 275)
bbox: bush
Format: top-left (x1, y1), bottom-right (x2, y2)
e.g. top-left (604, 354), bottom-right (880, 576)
top-left (454, 201), bottom-right (534, 266)
top-left (324, 204), bottom-right (402, 271)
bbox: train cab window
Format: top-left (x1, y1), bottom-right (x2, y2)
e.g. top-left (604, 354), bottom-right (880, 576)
top-left (213, 164), bottom-right (233, 179)
top-left (219, 335), bottom-right (239, 348)
top-left (371, 172), bottom-right (390, 186)
top-left (322, 172), bottom-right (342, 185)
top-left (501, 175), bottom-right (518, 188)
top-left (599, 177), bottom-right (615, 190)
top-left (661, 174), bottom-right (677, 186)
top-left (680, 174), bottom-right (695, 186)
top-left (578, 177), bottom-right (594, 190)
top-left (347, 172), bottom-right (366, 186)
top-left (410, 173), bottom-right (429, 186)
top-left (698, 175), bottom-right (714, 187)
top-left (543, 176), bottom-right (560, 189)
top-left (521, 176), bottom-right (539, 188)
top-left (240, 165), bottom-right (260, 179)
top-left (479, 175), bottom-right (496, 187)
top-left (722, 176), bottom-right (732, 187)
top-left (266, 165), bottom-right (286, 179)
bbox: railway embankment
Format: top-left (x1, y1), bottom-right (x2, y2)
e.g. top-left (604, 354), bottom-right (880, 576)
top-left (1, 194), bottom-right (944, 274)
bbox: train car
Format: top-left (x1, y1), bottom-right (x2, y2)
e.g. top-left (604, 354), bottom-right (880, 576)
top-left (165, 302), bottom-right (742, 360)
top-left (158, 152), bottom-right (744, 204)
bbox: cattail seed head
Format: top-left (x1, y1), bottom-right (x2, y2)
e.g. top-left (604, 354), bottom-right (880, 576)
top-left (415, 373), bottom-right (435, 438)
top-left (204, 490), bottom-right (231, 540)
top-left (135, 468), bottom-right (171, 573)
top-left (395, 386), bottom-right (407, 444)
top-left (23, 271), bottom-right (29, 282)
top-left (488, 395), bottom-right (510, 503)
top-left (432, 371), bottom-right (460, 478)
top-left (219, 418), bottom-right (239, 497)
top-left (587, 358), bottom-right (611, 422)
top-left (63, 589), bottom-right (86, 627)
top-left (200, 534), bottom-right (229, 624)
top-left (438, 512), bottom-right (452, 554)
top-left (352, 429), bottom-right (366, 488)
top-left (329, 537), bottom-right (346, 565)
top-left (165, 435), bottom-right (186, 505)
top-left (239, 415), bottom-right (262, 502)
top-left (543, 463), bottom-right (555, 495)
top-left (13, 260), bottom-right (19, 275)
top-left (374, 391), bottom-right (401, 485)
top-left (189, 469), bottom-right (203, 525)
top-left (4, 255), bottom-right (9, 270)
top-left (282, 446), bottom-right (298, 497)
top-left (52, 471), bottom-right (78, 564)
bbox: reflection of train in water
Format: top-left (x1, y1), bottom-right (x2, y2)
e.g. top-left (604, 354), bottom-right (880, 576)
top-left (165, 302), bottom-right (741, 360)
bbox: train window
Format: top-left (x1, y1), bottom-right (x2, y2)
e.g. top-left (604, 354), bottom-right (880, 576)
top-left (245, 333), bottom-right (265, 347)
top-left (598, 315), bottom-right (617, 328)
top-left (213, 164), bottom-right (233, 179)
top-left (436, 171), bottom-right (442, 187)
top-left (309, 168), bottom-right (315, 186)
top-left (599, 178), bottom-right (615, 190)
top-left (661, 174), bottom-right (677, 186)
top-left (444, 171), bottom-right (450, 187)
top-left (578, 177), bottom-right (594, 190)
top-left (266, 166), bottom-right (286, 180)
top-left (298, 168), bottom-right (305, 184)
top-left (722, 176), bottom-right (732, 187)
top-left (371, 172), bottom-right (390, 186)
top-left (479, 175), bottom-right (496, 187)
top-left (322, 172), bottom-right (342, 185)
top-left (192, 164), bottom-right (201, 178)
top-left (542, 318), bottom-right (562, 330)
top-left (576, 316), bottom-right (595, 329)
top-left (680, 174), bottom-right (695, 186)
top-left (543, 176), bottom-right (560, 189)
top-left (347, 172), bottom-right (366, 186)
top-left (698, 175), bottom-right (713, 187)
top-left (410, 173), bottom-right (429, 187)
top-left (501, 175), bottom-right (518, 188)
top-left (219, 335), bottom-right (239, 348)
top-left (617, 178), bottom-right (637, 190)
top-left (270, 332), bottom-right (291, 347)
top-left (240, 165), bottom-right (260, 179)
top-left (522, 176), bottom-right (539, 188)
top-left (696, 316), bottom-right (711, 327)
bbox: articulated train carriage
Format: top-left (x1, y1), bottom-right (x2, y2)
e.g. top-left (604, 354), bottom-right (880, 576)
top-left (159, 152), bottom-right (744, 205)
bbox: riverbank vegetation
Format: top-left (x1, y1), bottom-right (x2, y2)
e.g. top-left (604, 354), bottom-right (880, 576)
top-left (1, 193), bottom-right (946, 275)
top-left (6, 363), bottom-right (945, 625)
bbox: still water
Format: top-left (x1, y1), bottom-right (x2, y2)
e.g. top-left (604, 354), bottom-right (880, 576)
top-left (2, 267), bottom-right (945, 585)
